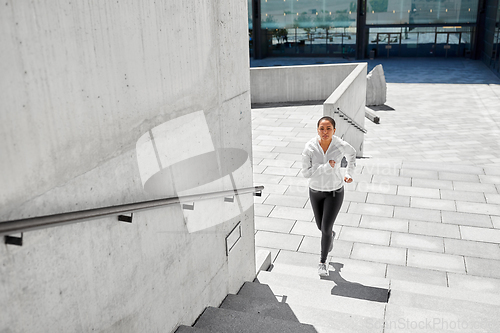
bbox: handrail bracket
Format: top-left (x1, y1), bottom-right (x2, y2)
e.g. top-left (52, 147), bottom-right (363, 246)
top-left (5, 233), bottom-right (23, 246)
top-left (118, 213), bottom-right (133, 223)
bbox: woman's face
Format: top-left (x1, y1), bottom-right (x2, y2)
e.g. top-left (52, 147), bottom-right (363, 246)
top-left (317, 119), bottom-right (335, 141)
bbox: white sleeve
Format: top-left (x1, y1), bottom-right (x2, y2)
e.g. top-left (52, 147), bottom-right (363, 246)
top-left (343, 141), bottom-right (357, 178)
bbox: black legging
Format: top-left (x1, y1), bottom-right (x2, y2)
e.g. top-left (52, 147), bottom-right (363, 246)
top-left (309, 187), bottom-right (344, 263)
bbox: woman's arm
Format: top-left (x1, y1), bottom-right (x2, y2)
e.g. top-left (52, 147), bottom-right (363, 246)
top-left (343, 142), bottom-right (356, 182)
top-left (301, 148), bottom-right (333, 178)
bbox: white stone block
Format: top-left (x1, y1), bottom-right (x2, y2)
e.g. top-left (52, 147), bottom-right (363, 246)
top-left (366, 64), bottom-right (387, 106)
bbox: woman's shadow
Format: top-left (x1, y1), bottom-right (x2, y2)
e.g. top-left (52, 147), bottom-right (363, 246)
top-left (320, 262), bottom-right (390, 303)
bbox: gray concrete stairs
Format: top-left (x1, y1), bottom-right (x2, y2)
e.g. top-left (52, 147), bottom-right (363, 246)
top-left (175, 281), bottom-right (317, 333)
top-left (176, 258), bottom-right (500, 332)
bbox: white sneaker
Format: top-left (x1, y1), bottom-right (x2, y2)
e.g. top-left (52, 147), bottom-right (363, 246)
top-left (318, 263), bottom-right (328, 277)
top-left (328, 231), bottom-right (336, 253)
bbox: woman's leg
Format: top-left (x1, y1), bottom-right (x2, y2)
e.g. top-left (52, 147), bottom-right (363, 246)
top-left (319, 187), bottom-right (344, 263)
top-left (309, 188), bottom-right (326, 234)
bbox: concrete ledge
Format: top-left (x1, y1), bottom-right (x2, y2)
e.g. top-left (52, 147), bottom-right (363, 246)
top-left (365, 107), bottom-right (380, 124)
top-left (256, 249), bottom-right (272, 274)
top-left (323, 63), bottom-right (367, 157)
top-left (250, 64), bottom-right (357, 104)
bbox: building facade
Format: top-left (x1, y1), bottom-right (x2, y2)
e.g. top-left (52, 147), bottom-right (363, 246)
top-left (249, 0), bottom-right (500, 76)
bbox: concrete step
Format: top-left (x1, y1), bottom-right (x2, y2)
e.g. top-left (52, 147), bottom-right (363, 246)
top-left (220, 294), bottom-right (300, 322)
top-left (270, 262), bottom-right (390, 290)
top-left (175, 326), bottom-right (210, 333)
top-left (256, 270), bottom-right (387, 319)
top-left (390, 279), bottom-right (500, 306)
top-left (273, 260), bottom-right (500, 307)
top-left (447, 274), bottom-right (500, 295)
top-left (389, 290), bottom-right (500, 327)
top-left (384, 303), bottom-right (497, 333)
top-left (284, 302), bottom-right (384, 333)
top-left (255, 249), bottom-right (272, 274)
top-left (232, 280), bottom-right (385, 333)
top-left (193, 306), bottom-right (317, 333)
top-left (236, 281), bottom-right (279, 302)
top-left (270, 262), bottom-right (390, 302)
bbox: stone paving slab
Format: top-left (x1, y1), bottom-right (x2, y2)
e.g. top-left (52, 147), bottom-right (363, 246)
top-left (396, 186), bottom-right (440, 199)
top-left (409, 220), bottom-right (461, 239)
top-left (486, 193), bottom-right (500, 205)
top-left (464, 257), bottom-right (500, 279)
top-left (440, 189), bottom-right (486, 203)
top-left (447, 273), bottom-right (500, 294)
top-left (438, 171), bottom-right (480, 182)
top-left (411, 178), bottom-right (454, 190)
top-left (269, 206), bottom-right (314, 222)
top-left (386, 264), bottom-right (448, 287)
top-left (410, 197), bottom-right (456, 211)
top-left (344, 191), bottom-right (368, 204)
top-left (444, 238), bottom-right (500, 260)
top-left (441, 210), bottom-right (493, 228)
top-left (255, 230), bottom-right (303, 252)
top-left (359, 215), bottom-right (409, 233)
top-left (356, 183), bottom-right (398, 195)
top-left (456, 201), bottom-right (500, 216)
top-left (263, 194), bottom-right (308, 208)
top-left (407, 249), bottom-right (466, 274)
top-left (390, 233), bottom-right (444, 253)
top-left (290, 220), bottom-right (328, 238)
top-left (371, 174), bottom-right (412, 186)
top-left (347, 202), bottom-right (394, 218)
top-left (254, 216), bottom-right (295, 234)
top-left (453, 181), bottom-right (498, 193)
top-left (298, 236), bottom-right (353, 258)
top-left (492, 216), bottom-right (500, 229)
top-left (459, 226), bottom-right (500, 244)
top-left (339, 226), bottom-right (391, 246)
top-left (393, 206), bottom-right (442, 223)
top-left (335, 212), bottom-right (361, 227)
top-left (254, 204), bottom-right (275, 217)
top-left (351, 243), bottom-right (406, 266)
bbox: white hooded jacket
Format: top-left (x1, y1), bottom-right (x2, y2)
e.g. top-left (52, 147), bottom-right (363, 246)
top-left (301, 135), bottom-right (356, 191)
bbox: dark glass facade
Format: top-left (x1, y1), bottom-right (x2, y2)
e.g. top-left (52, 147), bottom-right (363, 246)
top-left (249, 0), bottom-right (483, 59)
top-left (490, 2), bottom-right (500, 74)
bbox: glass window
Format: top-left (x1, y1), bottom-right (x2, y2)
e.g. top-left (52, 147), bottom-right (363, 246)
top-left (366, 0), bottom-right (479, 25)
top-left (248, 0), bottom-right (253, 30)
top-left (259, 0), bottom-right (357, 56)
top-left (261, 0), bottom-right (357, 30)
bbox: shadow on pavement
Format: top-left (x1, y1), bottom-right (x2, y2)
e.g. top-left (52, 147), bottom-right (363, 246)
top-left (321, 262), bottom-right (390, 303)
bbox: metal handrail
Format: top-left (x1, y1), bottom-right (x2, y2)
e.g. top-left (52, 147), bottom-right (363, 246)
top-left (334, 107), bottom-right (367, 133)
top-left (0, 185), bottom-right (264, 239)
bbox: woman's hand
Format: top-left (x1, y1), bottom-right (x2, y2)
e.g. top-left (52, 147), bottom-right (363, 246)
top-left (344, 176), bottom-right (353, 183)
top-left (329, 160), bottom-right (335, 168)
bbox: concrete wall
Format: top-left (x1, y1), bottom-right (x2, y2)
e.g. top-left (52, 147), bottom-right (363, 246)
top-left (324, 63), bottom-right (367, 157)
top-left (0, 1), bottom-right (255, 332)
top-left (250, 64), bottom-right (357, 104)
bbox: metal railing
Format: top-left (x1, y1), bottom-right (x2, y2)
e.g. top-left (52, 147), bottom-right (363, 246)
top-left (334, 107), bottom-right (367, 133)
top-left (1, 185), bottom-right (264, 245)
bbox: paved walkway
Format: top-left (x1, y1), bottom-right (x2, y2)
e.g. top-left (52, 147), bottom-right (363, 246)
top-left (252, 58), bottom-right (500, 294)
